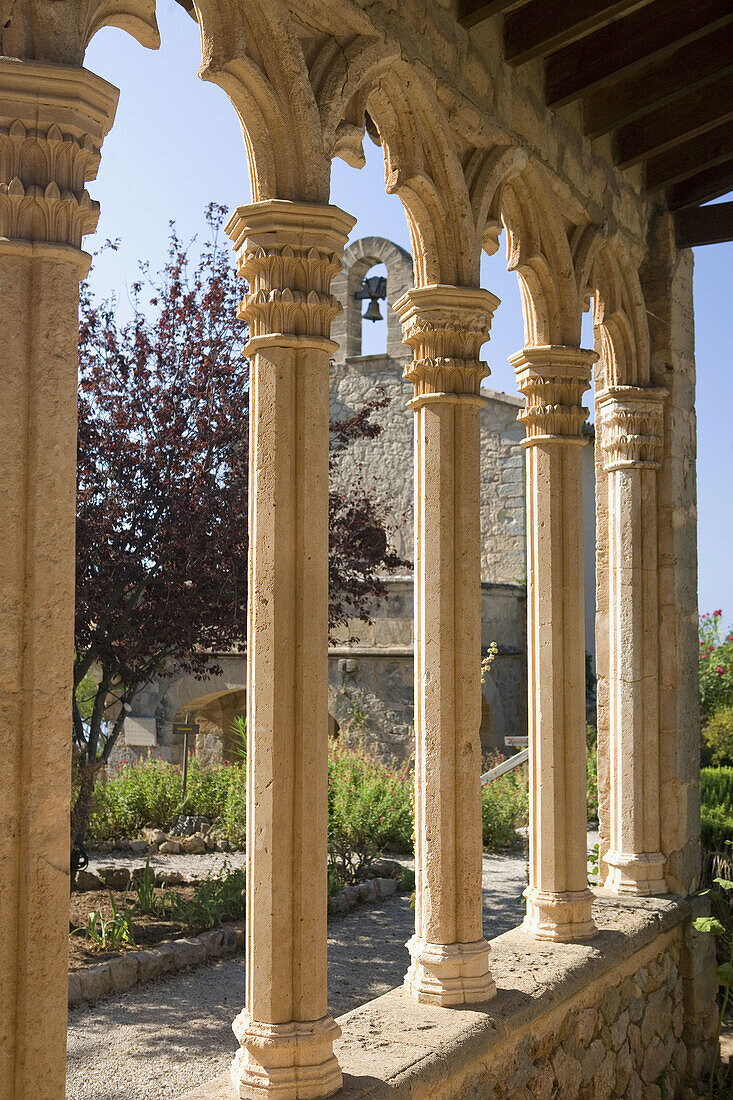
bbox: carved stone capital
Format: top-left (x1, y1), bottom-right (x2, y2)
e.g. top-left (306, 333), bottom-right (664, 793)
top-left (393, 284), bottom-right (500, 397)
top-left (509, 346), bottom-right (597, 443)
top-left (596, 385), bottom-right (668, 470)
top-left (226, 200), bottom-right (356, 351)
top-left (0, 58), bottom-right (118, 248)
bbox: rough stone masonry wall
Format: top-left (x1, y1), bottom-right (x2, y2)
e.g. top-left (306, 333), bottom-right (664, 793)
top-left (327, 898), bottom-right (718, 1100)
top-left (329, 357), bottom-right (527, 584)
top-left (181, 898), bottom-right (718, 1100)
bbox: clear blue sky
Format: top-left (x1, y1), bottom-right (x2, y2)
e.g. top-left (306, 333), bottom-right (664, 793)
top-left (85, 0), bottom-right (733, 625)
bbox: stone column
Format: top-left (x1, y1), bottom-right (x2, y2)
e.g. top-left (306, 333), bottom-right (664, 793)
top-left (226, 200), bottom-right (355, 1099)
top-left (394, 283), bottom-right (499, 1006)
top-left (596, 385), bottom-right (668, 895)
top-left (509, 346), bottom-right (598, 942)
top-left (0, 60), bottom-right (118, 1100)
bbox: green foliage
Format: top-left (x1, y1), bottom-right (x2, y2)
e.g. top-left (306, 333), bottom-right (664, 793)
top-left (88, 757), bottom-right (247, 844)
top-left (693, 873), bottom-right (733, 1099)
top-left (229, 716), bottom-right (247, 763)
top-left (588, 842), bottom-right (600, 885)
top-left (399, 867), bottom-right (415, 893)
top-left (134, 853), bottom-right (157, 915)
top-left (586, 723), bottom-right (599, 823)
top-left (701, 767), bottom-right (733, 851)
top-left (481, 763), bottom-right (528, 850)
top-left (221, 769), bottom-right (247, 847)
top-left (694, 915), bottom-right (726, 935)
top-left (89, 759), bottom-right (183, 839)
top-left (81, 893), bottom-right (136, 952)
top-left (75, 669), bottom-right (98, 723)
top-left (699, 611), bottom-right (733, 726)
top-left (328, 745), bottom-right (413, 884)
top-left (166, 864), bottom-right (245, 932)
top-left (704, 705), bottom-right (733, 767)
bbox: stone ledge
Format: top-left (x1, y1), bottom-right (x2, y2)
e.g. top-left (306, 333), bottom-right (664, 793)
top-left (179, 894), bottom-right (708, 1100)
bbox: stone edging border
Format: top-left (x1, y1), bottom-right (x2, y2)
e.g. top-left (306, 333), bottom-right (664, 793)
top-left (69, 877), bottom-right (401, 1007)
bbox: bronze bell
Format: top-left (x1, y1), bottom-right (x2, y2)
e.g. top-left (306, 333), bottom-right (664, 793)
top-left (363, 297), bottom-right (384, 323)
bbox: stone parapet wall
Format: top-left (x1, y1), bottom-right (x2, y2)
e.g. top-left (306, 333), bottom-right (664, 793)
top-left (181, 895), bottom-right (717, 1100)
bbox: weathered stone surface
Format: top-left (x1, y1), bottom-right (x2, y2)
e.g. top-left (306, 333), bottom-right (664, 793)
top-left (374, 877), bottom-right (397, 897)
top-left (580, 1039), bottom-right (605, 1084)
top-left (129, 840), bottom-right (148, 854)
top-left (642, 1036), bottom-right (668, 1083)
top-left (357, 880), bottom-right (378, 903)
top-left (610, 1009), bottom-right (629, 1051)
top-left (179, 835), bottom-right (206, 854)
top-left (67, 973), bottom-right (82, 1007)
top-left (199, 929), bottom-right (226, 958)
top-left (574, 1007), bottom-right (599, 1049)
top-left (159, 840), bottom-right (181, 854)
top-left (552, 1047), bottom-right (582, 1095)
top-left (600, 984), bottom-right (622, 1025)
top-left (74, 870), bottom-right (101, 891)
top-left (78, 964), bottom-right (111, 1002)
top-left (107, 954), bottom-right (139, 992)
top-left (167, 938), bottom-right (207, 969)
top-left (95, 866), bottom-right (131, 890)
top-left (528, 1061), bottom-right (554, 1100)
top-left (131, 949), bottom-right (166, 983)
top-left (614, 1039), bottom-right (633, 1095)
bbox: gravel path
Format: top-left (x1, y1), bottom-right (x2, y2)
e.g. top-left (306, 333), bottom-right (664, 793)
top-left (67, 849), bottom-right (528, 1100)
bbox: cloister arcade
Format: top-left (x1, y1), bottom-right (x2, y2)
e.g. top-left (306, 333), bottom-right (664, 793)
top-left (0, 0), bottom-right (726, 1098)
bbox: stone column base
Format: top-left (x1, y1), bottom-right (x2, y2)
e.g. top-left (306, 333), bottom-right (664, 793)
top-left (604, 850), bottom-right (667, 896)
top-left (405, 936), bottom-right (496, 1006)
top-left (523, 888), bottom-right (597, 942)
top-left (231, 1013), bottom-right (342, 1100)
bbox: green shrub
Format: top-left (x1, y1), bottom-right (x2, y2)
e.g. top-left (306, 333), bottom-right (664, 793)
top-left (702, 767), bottom-right (733, 851)
top-left (166, 864), bottom-right (245, 932)
top-left (89, 759), bottom-right (184, 840)
top-left (481, 765), bottom-right (528, 850)
top-left (221, 770), bottom-right (247, 846)
top-left (586, 723), bottom-right (599, 823)
top-left (704, 706), bottom-right (733, 768)
top-left (328, 744), bottom-right (413, 884)
top-left (88, 757), bottom-right (248, 844)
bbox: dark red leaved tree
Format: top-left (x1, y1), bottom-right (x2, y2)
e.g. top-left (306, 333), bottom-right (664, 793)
top-left (72, 204), bottom-right (406, 850)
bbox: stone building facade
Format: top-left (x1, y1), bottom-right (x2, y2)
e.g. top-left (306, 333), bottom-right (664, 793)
top-left (1, 3), bottom-right (720, 1099)
top-left (328, 234), bottom-right (532, 761)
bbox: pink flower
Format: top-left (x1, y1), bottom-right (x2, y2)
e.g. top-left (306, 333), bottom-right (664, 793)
top-left (714, 610), bottom-right (723, 617)
top-left (717, 666), bottom-right (725, 676)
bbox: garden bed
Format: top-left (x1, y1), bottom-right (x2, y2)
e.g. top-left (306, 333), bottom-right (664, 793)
top-left (69, 885), bottom-right (203, 971)
top-left (68, 874), bottom-right (405, 1007)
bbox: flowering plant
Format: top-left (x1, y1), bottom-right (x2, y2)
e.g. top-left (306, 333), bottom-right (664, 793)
top-left (699, 611), bottom-right (733, 726)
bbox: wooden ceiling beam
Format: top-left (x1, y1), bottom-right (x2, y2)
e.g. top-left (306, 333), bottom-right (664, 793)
top-left (457, 0), bottom-right (519, 30)
top-left (583, 25), bottom-right (733, 139)
top-left (504, 0), bottom-right (653, 67)
top-left (615, 73), bottom-right (733, 168)
top-left (545, 0), bottom-right (733, 108)
top-left (674, 202), bottom-right (733, 248)
top-left (645, 120), bottom-right (733, 193)
top-left (666, 162), bottom-right (733, 211)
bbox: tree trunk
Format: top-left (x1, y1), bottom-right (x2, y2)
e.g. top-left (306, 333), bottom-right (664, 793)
top-left (69, 757), bottom-right (102, 887)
